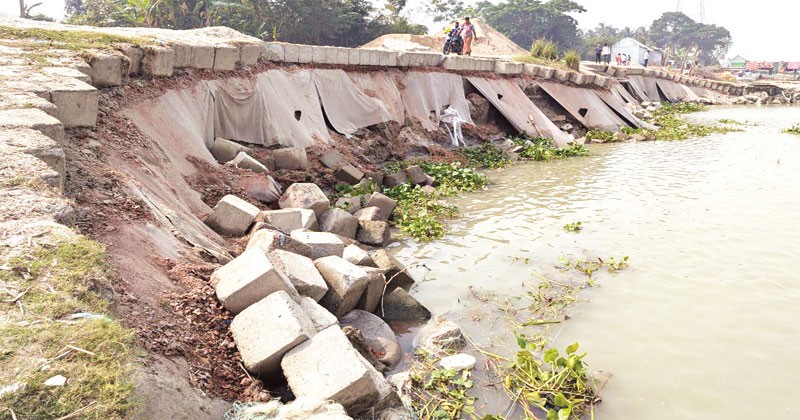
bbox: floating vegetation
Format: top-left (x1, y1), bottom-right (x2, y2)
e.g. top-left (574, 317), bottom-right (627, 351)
top-left (563, 221), bottom-right (583, 232)
top-left (419, 161), bottom-right (489, 194)
top-left (408, 352), bottom-right (477, 420)
top-left (511, 136), bottom-right (589, 161)
top-left (560, 256), bottom-right (630, 282)
top-left (585, 130), bottom-right (620, 143)
top-left (460, 143), bottom-right (511, 169)
top-left (783, 124), bottom-right (800, 135)
top-left (622, 103), bottom-right (739, 141)
top-left (718, 118), bottom-right (746, 125)
top-left (384, 183), bottom-right (458, 241)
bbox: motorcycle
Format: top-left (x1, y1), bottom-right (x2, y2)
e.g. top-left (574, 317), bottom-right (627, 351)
top-left (442, 29), bottom-right (463, 55)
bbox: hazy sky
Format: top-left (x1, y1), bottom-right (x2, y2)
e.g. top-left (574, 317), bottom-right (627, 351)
top-left (2, 0), bottom-right (797, 61)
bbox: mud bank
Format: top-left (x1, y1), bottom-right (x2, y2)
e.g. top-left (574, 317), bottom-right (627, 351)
top-left (0, 15), bottom-right (750, 419)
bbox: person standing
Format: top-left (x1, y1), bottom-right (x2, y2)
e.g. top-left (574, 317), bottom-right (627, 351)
top-left (643, 49), bottom-right (650, 67)
top-left (601, 42), bottom-right (611, 64)
top-left (615, 53), bottom-right (622, 66)
top-left (460, 16), bottom-right (477, 56)
top-left (594, 44), bottom-right (603, 64)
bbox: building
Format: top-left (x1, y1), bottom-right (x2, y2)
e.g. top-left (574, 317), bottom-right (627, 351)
top-left (728, 55), bottom-right (747, 69)
top-left (610, 37), bottom-right (664, 67)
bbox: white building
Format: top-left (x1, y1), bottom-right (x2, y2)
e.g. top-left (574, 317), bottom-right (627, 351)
top-left (611, 37), bottom-right (663, 67)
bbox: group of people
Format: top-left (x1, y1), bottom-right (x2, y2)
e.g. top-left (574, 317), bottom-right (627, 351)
top-left (594, 43), bottom-right (651, 67)
top-left (446, 17), bottom-right (478, 56)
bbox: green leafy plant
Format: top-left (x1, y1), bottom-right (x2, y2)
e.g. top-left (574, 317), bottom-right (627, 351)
top-left (531, 38), bottom-right (558, 60)
top-left (419, 162), bottom-right (489, 194)
top-left (563, 50), bottom-right (580, 71)
top-left (384, 183), bottom-right (458, 241)
top-left (332, 179), bottom-right (375, 199)
top-left (783, 124), bottom-right (800, 135)
top-left (622, 103), bottom-right (738, 141)
top-left (584, 130), bottom-right (619, 143)
top-left (511, 136), bottom-right (589, 161)
top-left (718, 118), bottom-right (745, 125)
top-left (460, 143), bottom-right (510, 169)
top-left (563, 221), bottom-right (582, 232)
top-left (408, 350), bottom-right (476, 420)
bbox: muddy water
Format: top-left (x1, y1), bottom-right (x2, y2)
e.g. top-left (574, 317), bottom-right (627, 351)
top-left (391, 106), bottom-right (800, 419)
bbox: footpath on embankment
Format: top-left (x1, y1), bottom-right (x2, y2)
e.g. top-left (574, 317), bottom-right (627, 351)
top-left (1, 13), bottom-right (793, 420)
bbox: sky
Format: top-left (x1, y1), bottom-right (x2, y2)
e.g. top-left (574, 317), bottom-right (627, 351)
top-left (2, 0), bottom-right (798, 61)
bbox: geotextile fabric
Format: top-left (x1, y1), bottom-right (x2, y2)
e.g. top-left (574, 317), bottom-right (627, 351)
top-left (399, 71), bottom-right (474, 131)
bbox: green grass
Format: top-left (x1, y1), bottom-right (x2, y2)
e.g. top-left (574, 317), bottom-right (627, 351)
top-left (512, 54), bottom-right (570, 71)
top-left (0, 236), bottom-right (137, 419)
top-left (530, 38), bottom-right (558, 60)
top-left (564, 50), bottom-right (580, 71)
top-left (0, 25), bottom-right (152, 51)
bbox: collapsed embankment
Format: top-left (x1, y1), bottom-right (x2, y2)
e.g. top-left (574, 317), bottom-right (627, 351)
top-left (0, 16), bottom-right (750, 420)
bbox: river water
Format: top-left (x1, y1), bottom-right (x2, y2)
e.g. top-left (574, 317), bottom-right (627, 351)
top-left (392, 105), bottom-right (800, 419)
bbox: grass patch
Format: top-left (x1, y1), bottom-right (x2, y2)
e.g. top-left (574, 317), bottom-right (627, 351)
top-left (512, 55), bottom-right (570, 71)
top-left (0, 236), bottom-right (137, 419)
top-left (783, 124), bottom-right (800, 135)
top-left (0, 26), bottom-right (152, 51)
top-left (563, 50), bottom-right (580, 71)
top-left (530, 38), bottom-right (558, 60)
top-left (511, 136), bottom-right (590, 160)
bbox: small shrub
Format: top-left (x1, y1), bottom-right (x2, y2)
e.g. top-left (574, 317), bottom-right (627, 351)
top-left (564, 50), bottom-right (580, 71)
top-left (531, 38), bottom-right (558, 60)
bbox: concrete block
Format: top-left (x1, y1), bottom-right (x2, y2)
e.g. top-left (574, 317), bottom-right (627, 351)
top-left (0, 108), bottom-right (64, 142)
top-left (442, 56), bottom-right (464, 71)
top-left (248, 229), bottom-right (315, 259)
top-left (298, 45), bottom-right (314, 64)
top-left (379, 288), bottom-right (431, 321)
top-left (366, 50), bottom-right (382, 66)
top-left (473, 58), bottom-right (495, 72)
top-left (381, 172), bottom-right (406, 188)
top-left (213, 247), bottom-right (299, 314)
top-left (260, 42), bottom-right (285, 62)
top-left (42, 66), bottom-right (91, 84)
top-left (627, 67), bottom-right (643, 75)
top-left (49, 82), bottom-right (99, 129)
top-left (312, 46), bottom-right (328, 64)
top-left (279, 183), bottom-right (331, 218)
top-left (283, 43), bottom-right (299, 62)
top-left (356, 267), bottom-right (385, 313)
top-left (494, 61), bottom-right (523, 74)
top-left (593, 76), bottom-right (609, 88)
top-left (319, 149), bottom-right (345, 169)
top-left (539, 66), bottom-right (555, 79)
top-left (417, 320), bottom-right (466, 351)
top-left (365, 171), bottom-right (384, 190)
top-left (344, 48), bottom-right (360, 66)
top-left (214, 45), bottom-right (239, 71)
top-left (190, 45), bottom-right (215, 69)
top-left (260, 208), bottom-right (318, 234)
top-left (210, 137), bottom-right (250, 162)
top-left (299, 296), bottom-right (338, 331)
top-left (340, 309), bottom-right (401, 369)
top-left (204, 194), bottom-right (260, 237)
top-left (325, 47), bottom-right (341, 65)
top-left (282, 326), bottom-right (380, 414)
top-left (343, 244), bottom-right (375, 267)
top-left (364, 193), bottom-right (397, 222)
top-left (335, 164), bottom-right (364, 184)
top-left (232, 151), bottom-right (269, 173)
top-left (142, 46), bottom-right (175, 77)
top-left (315, 256), bottom-right (370, 317)
top-left (319, 208), bottom-right (359, 239)
top-left (291, 231), bottom-right (345, 259)
top-left (88, 53), bottom-right (123, 87)
top-left (335, 196), bottom-right (362, 214)
top-left (523, 64), bottom-right (540, 77)
top-left (336, 48), bottom-right (351, 65)
top-left (269, 249), bottom-right (329, 301)
top-left (238, 43), bottom-right (260, 66)
top-left (379, 51), bottom-right (398, 67)
top-left (232, 291), bottom-right (316, 376)
top-left (404, 165), bottom-right (427, 185)
top-left (370, 249), bottom-right (415, 292)
top-left (273, 147), bottom-right (309, 170)
top-left (356, 220), bottom-right (390, 247)
top-left (554, 70), bottom-right (571, 82)
top-left (120, 46), bottom-right (144, 75)
top-left (172, 43), bottom-right (192, 68)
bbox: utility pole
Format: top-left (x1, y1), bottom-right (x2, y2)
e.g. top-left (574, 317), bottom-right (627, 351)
top-left (19, 0), bottom-right (25, 18)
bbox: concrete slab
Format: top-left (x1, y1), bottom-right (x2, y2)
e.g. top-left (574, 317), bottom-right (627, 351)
top-left (231, 151), bottom-right (269, 173)
top-left (273, 147), bottom-right (309, 170)
top-left (0, 108), bottom-right (64, 142)
top-left (370, 249), bottom-right (415, 292)
top-left (213, 247), bottom-right (299, 314)
top-left (364, 193), bottom-right (397, 222)
top-left (319, 208), bottom-right (359, 239)
top-left (299, 296), bottom-right (338, 332)
top-left (356, 267), bottom-right (385, 314)
top-left (356, 220), bottom-right (390, 247)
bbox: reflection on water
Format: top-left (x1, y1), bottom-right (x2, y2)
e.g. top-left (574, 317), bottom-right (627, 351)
top-left (392, 106), bottom-right (800, 419)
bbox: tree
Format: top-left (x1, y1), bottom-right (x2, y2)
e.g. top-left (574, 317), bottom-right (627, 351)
top-left (649, 11), bottom-right (730, 67)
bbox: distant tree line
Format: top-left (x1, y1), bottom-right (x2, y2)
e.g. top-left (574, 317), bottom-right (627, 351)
top-left (63, 0), bottom-right (426, 47)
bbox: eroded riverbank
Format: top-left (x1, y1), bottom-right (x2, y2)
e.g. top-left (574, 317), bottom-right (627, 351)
top-left (392, 105), bottom-right (800, 419)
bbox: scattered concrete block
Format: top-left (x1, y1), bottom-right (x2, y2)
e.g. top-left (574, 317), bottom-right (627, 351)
top-left (190, 45), bottom-right (215, 69)
top-left (260, 208), bottom-right (318, 234)
top-left (343, 244), bottom-right (376, 267)
top-left (232, 291), bottom-right (316, 376)
top-left (248, 229), bottom-right (315, 259)
top-left (299, 296), bottom-right (338, 332)
top-left (291, 231), bottom-right (345, 259)
top-left (381, 172), bottom-right (406, 188)
top-left (416, 320), bottom-right (466, 351)
top-left (365, 172), bottom-right (384, 190)
top-left (356, 267), bottom-right (385, 314)
top-left (356, 220), bottom-right (390, 247)
top-left (204, 194), bottom-right (260, 237)
top-left (88, 53), bottom-right (123, 87)
top-left (335, 196), bottom-right (362, 214)
top-left (273, 147), bottom-right (309, 170)
top-left (370, 249), bottom-right (415, 292)
top-left (315, 256), bottom-right (370, 317)
top-left (214, 45), bottom-right (239, 71)
top-left (278, 183), bottom-right (330, 218)
top-left (231, 151), bottom-right (269, 173)
top-left (141, 46), bottom-right (175, 77)
top-left (335, 164), bottom-right (364, 185)
top-left (439, 354), bottom-right (476, 371)
top-left (403, 165), bottom-right (427, 186)
top-left (210, 137), bottom-right (251, 163)
top-left (269, 249), bottom-right (329, 301)
top-left (319, 208), bottom-right (359, 239)
top-left (239, 43), bottom-right (261, 66)
top-left (354, 206), bottom-right (384, 222)
top-left (364, 193), bottom-right (397, 222)
top-left (379, 288), bottom-right (431, 321)
top-left (341, 310), bottom-right (402, 369)
top-left (214, 247), bottom-right (299, 314)
top-left (319, 149), bottom-right (345, 169)
top-left (282, 326), bottom-right (380, 414)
